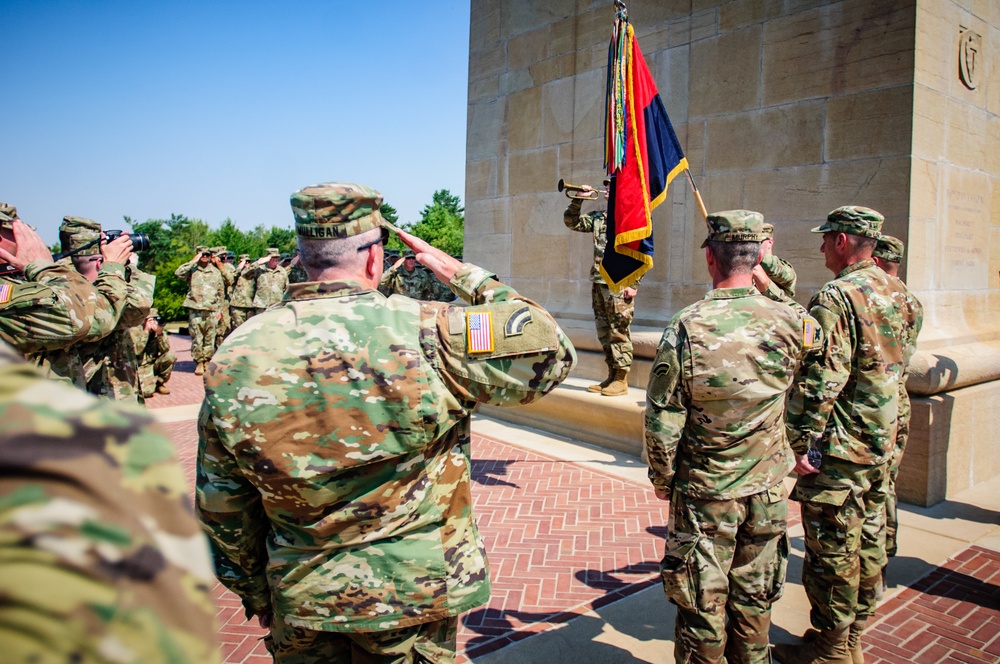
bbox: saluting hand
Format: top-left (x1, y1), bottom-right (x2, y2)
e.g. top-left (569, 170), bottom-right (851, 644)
top-left (398, 229), bottom-right (461, 285)
top-left (0, 220), bottom-right (54, 270)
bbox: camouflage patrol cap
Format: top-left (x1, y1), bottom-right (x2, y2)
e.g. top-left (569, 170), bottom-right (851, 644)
top-left (212, 246), bottom-right (227, 256)
top-left (60, 216), bottom-right (103, 256)
top-left (0, 202), bottom-right (16, 229)
top-left (873, 234), bottom-right (904, 263)
top-left (280, 252), bottom-right (291, 260)
top-left (266, 247), bottom-right (280, 258)
top-left (238, 253), bottom-right (249, 261)
top-left (147, 307), bottom-right (159, 319)
top-left (811, 206), bottom-right (883, 238)
top-left (403, 249), bottom-right (416, 259)
top-left (701, 210), bottom-right (766, 248)
top-left (195, 245), bottom-right (209, 254)
top-left (761, 223), bottom-right (774, 239)
top-left (290, 181), bottom-right (384, 239)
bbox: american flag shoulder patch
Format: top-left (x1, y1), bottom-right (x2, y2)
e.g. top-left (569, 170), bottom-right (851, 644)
top-left (802, 318), bottom-right (816, 349)
top-left (0, 283), bottom-right (12, 305)
top-left (466, 311), bottom-right (494, 354)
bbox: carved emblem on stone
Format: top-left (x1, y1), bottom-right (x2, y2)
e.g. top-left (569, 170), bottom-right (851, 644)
top-left (958, 27), bottom-right (981, 90)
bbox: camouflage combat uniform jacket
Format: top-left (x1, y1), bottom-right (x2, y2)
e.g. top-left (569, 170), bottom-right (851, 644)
top-left (197, 264), bottom-right (576, 632)
top-left (251, 265), bottom-right (288, 310)
top-left (230, 263), bottom-right (257, 308)
top-left (645, 287), bottom-right (820, 498)
top-left (787, 259), bottom-right (921, 464)
top-left (378, 262), bottom-right (435, 299)
top-left (31, 261), bottom-right (133, 388)
top-left (563, 199), bottom-right (610, 284)
top-left (0, 260), bottom-right (100, 355)
top-left (175, 261), bottom-right (226, 312)
top-left (0, 340), bottom-right (221, 664)
top-left (760, 254), bottom-right (797, 298)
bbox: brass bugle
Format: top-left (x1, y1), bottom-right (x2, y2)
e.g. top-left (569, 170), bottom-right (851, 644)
top-left (558, 178), bottom-right (605, 200)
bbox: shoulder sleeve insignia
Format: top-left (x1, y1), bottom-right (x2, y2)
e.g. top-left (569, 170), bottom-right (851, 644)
top-left (0, 283), bottom-right (12, 305)
top-left (802, 316), bottom-right (819, 349)
top-left (467, 311), bottom-right (495, 353)
top-left (503, 306), bottom-right (533, 337)
top-left (658, 326), bottom-right (678, 350)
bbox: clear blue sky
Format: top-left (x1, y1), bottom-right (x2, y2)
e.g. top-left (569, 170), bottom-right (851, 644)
top-left (0, 1), bottom-right (471, 244)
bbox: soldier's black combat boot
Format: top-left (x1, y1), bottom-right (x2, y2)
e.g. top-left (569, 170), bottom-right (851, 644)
top-left (588, 366), bottom-right (614, 393)
top-left (601, 369), bottom-right (629, 396)
top-left (773, 627), bottom-right (852, 664)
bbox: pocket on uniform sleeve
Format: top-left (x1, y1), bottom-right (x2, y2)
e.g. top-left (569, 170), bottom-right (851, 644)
top-left (659, 532), bottom-right (700, 612)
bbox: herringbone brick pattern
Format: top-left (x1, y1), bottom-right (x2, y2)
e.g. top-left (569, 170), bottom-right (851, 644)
top-left (864, 546), bottom-right (1000, 663)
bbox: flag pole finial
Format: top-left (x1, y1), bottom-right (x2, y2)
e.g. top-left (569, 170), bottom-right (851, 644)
top-left (614, 0), bottom-right (627, 21)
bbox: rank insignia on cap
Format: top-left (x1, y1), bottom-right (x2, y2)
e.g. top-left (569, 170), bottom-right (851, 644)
top-left (0, 283), bottom-right (11, 304)
top-left (503, 306), bottom-right (532, 337)
top-left (802, 318), bottom-right (816, 349)
top-left (467, 311), bottom-right (494, 354)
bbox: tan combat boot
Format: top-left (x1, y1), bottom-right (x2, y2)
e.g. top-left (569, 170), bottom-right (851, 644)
top-left (601, 369), bottom-right (629, 397)
top-left (802, 625), bottom-right (864, 664)
top-left (772, 627), bottom-right (852, 664)
top-left (194, 362), bottom-right (205, 376)
top-left (588, 367), bottom-right (614, 393)
top-left (156, 384), bottom-right (172, 395)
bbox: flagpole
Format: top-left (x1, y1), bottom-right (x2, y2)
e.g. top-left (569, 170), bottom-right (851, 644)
top-left (685, 169), bottom-right (709, 225)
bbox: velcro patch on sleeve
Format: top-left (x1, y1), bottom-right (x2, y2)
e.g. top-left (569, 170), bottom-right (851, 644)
top-left (0, 283), bottom-right (12, 305)
top-left (467, 311), bottom-right (495, 354)
top-left (503, 306), bottom-right (533, 336)
top-left (802, 318), bottom-right (815, 348)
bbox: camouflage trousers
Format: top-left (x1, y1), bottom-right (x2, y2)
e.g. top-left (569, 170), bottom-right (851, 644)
top-left (885, 392), bottom-right (911, 559)
top-left (793, 456), bottom-right (889, 633)
top-left (660, 484), bottom-right (788, 664)
top-left (137, 352), bottom-right (176, 398)
top-left (215, 304), bottom-right (232, 347)
top-left (267, 613), bottom-right (458, 663)
top-left (187, 309), bottom-right (218, 363)
top-left (591, 282), bottom-right (634, 371)
top-left (230, 305), bottom-right (255, 330)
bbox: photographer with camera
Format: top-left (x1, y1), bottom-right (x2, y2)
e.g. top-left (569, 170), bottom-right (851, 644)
top-left (174, 245), bottom-right (226, 376)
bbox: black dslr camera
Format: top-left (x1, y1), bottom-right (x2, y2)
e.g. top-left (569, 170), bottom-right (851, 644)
top-left (104, 229), bottom-right (150, 252)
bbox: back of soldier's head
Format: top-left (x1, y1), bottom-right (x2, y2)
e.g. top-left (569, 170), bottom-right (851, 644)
top-left (702, 210), bottom-right (765, 277)
top-left (290, 181), bottom-right (387, 275)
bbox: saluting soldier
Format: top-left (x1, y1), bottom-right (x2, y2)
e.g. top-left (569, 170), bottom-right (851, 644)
top-left (776, 208), bottom-right (922, 664)
top-left (229, 252), bottom-right (258, 328)
top-left (563, 181), bottom-right (637, 397)
top-left (871, 234), bottom-right (923, 585)
top-left (646, 211), bottom-right (820, 664)
top-left (287, 250), bottom-right (308, 284)
top-left (175, 245), bottom-right (226, 376)
top-left (378, 248), bottom-right (435, 299)
top-left (0, 339), bottom-right (221, 664)
top-left (197, 181), bottom-right (576, 663)
top-left (214, 246), bottom-right (236, 346)
top-left (251, 247), bottom-right (288, 312)
top-left (756, 222), bottom-right (798, 298)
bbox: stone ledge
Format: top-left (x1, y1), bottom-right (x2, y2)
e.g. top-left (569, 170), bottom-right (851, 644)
top-left (908, 342), bottom-right (1000, 396)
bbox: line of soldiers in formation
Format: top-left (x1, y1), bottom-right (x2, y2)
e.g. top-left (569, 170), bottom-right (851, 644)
top-left (179, 242), bottom-right (458, 375)
top-left (0, 185), bottom-right (923, 664)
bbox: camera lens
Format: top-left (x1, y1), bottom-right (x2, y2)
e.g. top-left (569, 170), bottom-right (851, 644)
top-left (130, 233), bottom-right (150, 252)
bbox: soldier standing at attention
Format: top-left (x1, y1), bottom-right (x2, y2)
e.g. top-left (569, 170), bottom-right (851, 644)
top-left (756, 222), bottom-right (798, 298)
top-left (379, 248), bottom-right (435, 299)
top-left (229, 252), bottom-right (258, 328)
top-left (251, 247), bottom-right (288, 312)
top-left (131, 307), bottom-right (177, 397)
top-left (871, 235), bottom-right (923, 584)
top-left (175, 246), bottom-right (226, 376)
top-left (775, 207), bottom-right (921, 664)
top-left (197, 181), bottom-right (576, 663)
top-left (0, 204), bottom-right (107, 356)
top-left (214, 246), bottom-right (236, 346)
top-left (563, 181), bottom-right (636, 397)
top-left (0, 339), bottom-right (221, 664)
top-left (287, 250), bottom-right (308, 284)
top-left (645, 210), bottom-right (820, 664)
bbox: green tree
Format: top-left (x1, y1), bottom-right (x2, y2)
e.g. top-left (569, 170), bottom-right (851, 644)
top-left (405, 190), bottom-right (464, 256)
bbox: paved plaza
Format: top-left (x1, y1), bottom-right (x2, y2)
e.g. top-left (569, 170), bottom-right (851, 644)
top-left (149, 335), bottom-right (1000, 663)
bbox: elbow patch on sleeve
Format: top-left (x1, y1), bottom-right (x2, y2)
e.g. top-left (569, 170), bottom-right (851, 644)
top-left (447, 302), bottom-right (558, 360)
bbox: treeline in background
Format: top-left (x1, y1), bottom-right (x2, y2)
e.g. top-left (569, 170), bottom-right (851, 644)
top-left (125, 190), bottom-right (464, 322)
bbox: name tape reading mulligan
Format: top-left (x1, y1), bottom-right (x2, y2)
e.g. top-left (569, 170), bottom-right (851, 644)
top-left (467, 311), bottom-right (494, 354)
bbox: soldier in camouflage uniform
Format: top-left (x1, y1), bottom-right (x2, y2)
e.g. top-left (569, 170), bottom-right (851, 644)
top-left (131, 307), bottom-right (176, 397)
top-left (214, 246), bottom-right (236, 346)
top-left (563, 183), bottom-right (637, 396)
top-left (30, 217), bottom-right (141, 389)
top-left (251, 247), bottom-right (289, 312)
top-left (774, 208), bottom-right (922, 664)
top-left (197, 181), bottom-right (576, 663)
top-left (175, 245), bottom-right (227, 375)
top-left (229, 252), bottom-right (258, 328)
top-left (379, 248), bottom-right (436, 299)
top-left (871, 235), bottom-right (923, 577)
top-left (645, 211), bottom-right (820, 664)
top-left (0, 205), bottom-right (106, 357)
top-left (756, 222), bottom-right (798, 298)
top-left (0, 338), bottom-right (221, 664)
top-left (287, 250), bottom-right (309, 284)
top-left (56, 218), bottom-right (154, 402)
